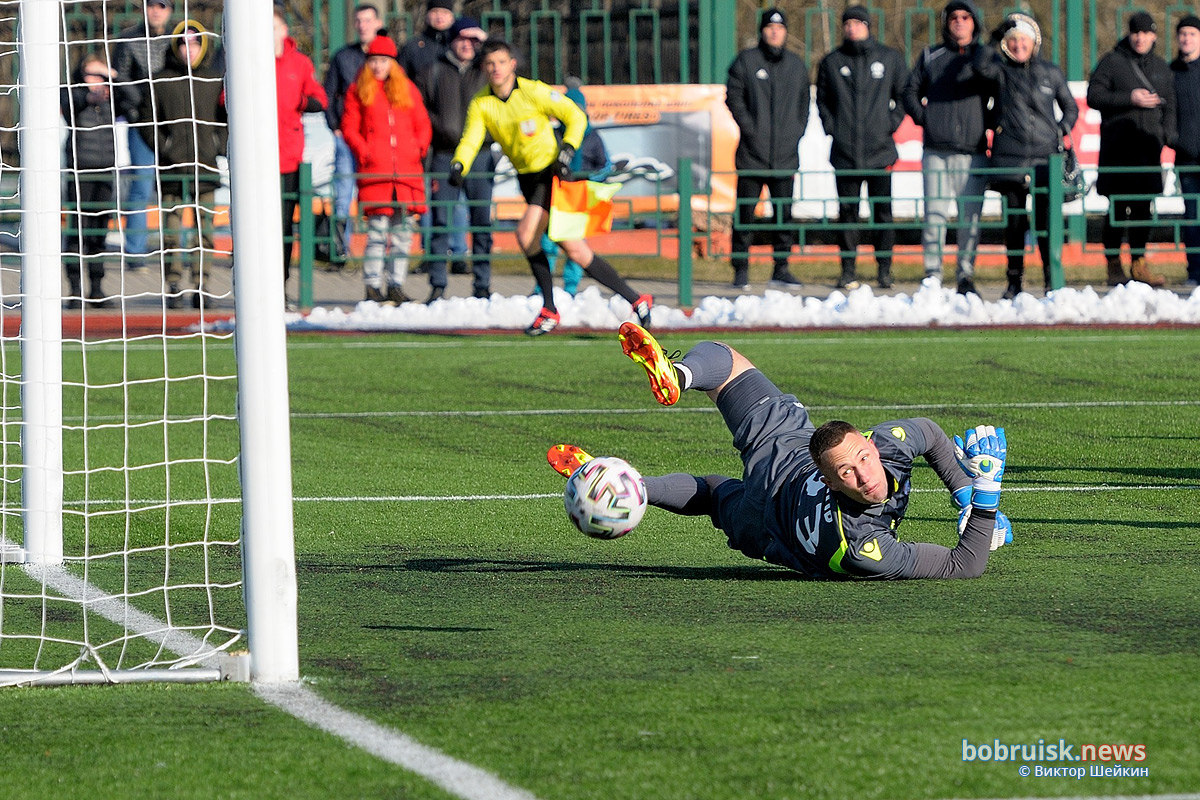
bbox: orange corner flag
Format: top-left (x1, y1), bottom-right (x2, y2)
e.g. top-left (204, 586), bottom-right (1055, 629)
top-left (547, 176), bottom-right (621, 243)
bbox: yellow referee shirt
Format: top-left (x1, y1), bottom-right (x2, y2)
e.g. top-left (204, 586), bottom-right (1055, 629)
top-left (453, 77), bottom-right (587, 176)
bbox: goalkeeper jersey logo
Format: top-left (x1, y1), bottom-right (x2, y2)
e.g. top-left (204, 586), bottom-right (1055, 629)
top-left (859, 538), bottom-right (883, 562)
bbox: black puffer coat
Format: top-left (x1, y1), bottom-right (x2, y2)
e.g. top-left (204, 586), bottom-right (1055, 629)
top-left (972, 44), bottom-right (1077, 183)
top-left (725, 39), bottom-right (810, 171)
top-left (1087, 37), bottom-right (1176, 197)
top-left (816, 37), bottom-right (908, 170)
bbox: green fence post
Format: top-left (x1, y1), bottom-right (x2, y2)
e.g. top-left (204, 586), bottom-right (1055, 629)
top-left (1046, 153), bottom-right (1065, 290)
top-left (298, 162), bottom-right (315, 309)
top-left (677, 157), bottom-right (694, 308)
top-left (1066, 0), bottom-right (1087, 245)
top-left (679, 0), bottom-right (690, 83)
top-left (326, 0), bottom-right (345, 78)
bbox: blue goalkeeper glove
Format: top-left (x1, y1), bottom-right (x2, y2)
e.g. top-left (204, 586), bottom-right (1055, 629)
top-left (953, 425), bottom-right (1006, 511)
top-left (958, 507), bottom-right (1013, 550)
top-left (952, 485), bottom-right (973, 511)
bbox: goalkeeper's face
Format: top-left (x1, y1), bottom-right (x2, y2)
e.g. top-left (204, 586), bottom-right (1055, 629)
top-left (817, 432), bottom-right (889, 505)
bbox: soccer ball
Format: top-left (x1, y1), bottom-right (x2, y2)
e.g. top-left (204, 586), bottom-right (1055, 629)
top-left (563, 456), bottom-right (647, 539)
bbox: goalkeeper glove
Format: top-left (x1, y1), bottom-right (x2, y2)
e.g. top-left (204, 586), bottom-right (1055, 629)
top-left (953, 425), bottom-right (1006, 511)
top-left (553, 143), bottom-right (576, 180)
top-left (952, 485), bottom-right (973, 511)
top-left (958, 507), bottom-right (1013, 551)
top-left (448, 161), bottom-right (465, 188)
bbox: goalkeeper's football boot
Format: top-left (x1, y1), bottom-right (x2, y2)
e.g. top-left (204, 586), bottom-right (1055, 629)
top-left (618, 321), bottom-right (681, 406)
top-left (547, 444), bottom-right (594, 477)
top-left (525, 307), bottom-right (560, 336)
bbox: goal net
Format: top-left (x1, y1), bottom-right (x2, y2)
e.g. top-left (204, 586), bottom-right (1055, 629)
top-left (0, 0), bottom-right (297, 685)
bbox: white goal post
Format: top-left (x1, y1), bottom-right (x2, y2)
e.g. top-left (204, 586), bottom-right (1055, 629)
top-left (0, 0), bottom-right (297, 685)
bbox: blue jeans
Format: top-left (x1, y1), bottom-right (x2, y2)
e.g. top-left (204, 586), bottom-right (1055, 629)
top-left (1179, 166), bottom-right (1200, 282)
top-left (332, 135), bottom-right (357, 220)
top-left (120, 127), bottom-right (155, 255)
top-left (427, 149), bottom-right (494, 291)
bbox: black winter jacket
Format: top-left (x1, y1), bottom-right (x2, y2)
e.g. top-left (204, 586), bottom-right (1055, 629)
top-left (322, 43), bottom-right (367, 132)
top-left (151, 24), bottom-right (227, 174)
top-left (61, 64), bottom-right (139, 170)
top-left (725, 40), bottom-right (810, 171)
top-left (399, 26), bottom-right (451, 83)
top-left (1087, 37), bottom-right (1175, 196)
top-left (111, 22), bottom-right (172, 123)
top-left (415, 51), bottom-right (488, 155)
top-left (816, 38), bottom-right (908, 170)
top-left (972, 45), bottom-right (1077, 182)
top-left (1172, 56), bottom-right (1200, 164)
top-left (901, 1), bottom-right (992, 155)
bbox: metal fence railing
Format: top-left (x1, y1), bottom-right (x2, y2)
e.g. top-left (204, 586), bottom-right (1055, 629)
top-left (277, 157), bottom-right (1194, 308)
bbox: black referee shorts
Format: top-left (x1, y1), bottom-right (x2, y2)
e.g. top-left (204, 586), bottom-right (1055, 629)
top-left (518, 165), bottom-right (556, 211)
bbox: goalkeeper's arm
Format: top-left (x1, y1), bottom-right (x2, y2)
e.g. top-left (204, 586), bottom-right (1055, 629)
top-left (901, 425), bottom-right (1008, 579)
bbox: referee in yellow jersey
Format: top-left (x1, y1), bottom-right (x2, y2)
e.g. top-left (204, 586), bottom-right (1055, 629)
top-left (450, 40), bottom-right (653, 335)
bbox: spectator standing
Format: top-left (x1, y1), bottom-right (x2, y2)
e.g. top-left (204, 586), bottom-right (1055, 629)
top-left (451, 40), bottom-right (652, 336)
top-left (902, 0), bottom-right (992, 294)
top-left (151, 20), bottom-right (226, 310)
top-left (60, 53), bottom-right (139, 308)
top-left (341, 34), bottom-right (432, 304)
top-left (415, 17), bottom-right (492, 302)
top-left (1171, 15), bottom-right (1200, 287)
top-left (323, 3), bottom-right (382, 264)
top-left (112, 0), bottom-right (174, 264)
top-left (1088, 11), bottom-right (1176, 287)
top-left (400, 0), bottom-right (455, 81)
top-left (274, 7), bottom-right (327, 291)
top-left (972, 14), bottom-right (1078, 299)
top-left (724, 8), bottom-right (808, 290)
top-left (816, 6), bottom-right (908, 289)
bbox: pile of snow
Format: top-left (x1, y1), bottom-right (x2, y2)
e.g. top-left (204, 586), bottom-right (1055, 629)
top-left (285, 279), bottom-right (1200, 332)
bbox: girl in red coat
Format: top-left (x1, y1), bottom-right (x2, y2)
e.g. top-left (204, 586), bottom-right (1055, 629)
top-left (274, 8), bottom-right (327, 287)
top-left (341, 33), bottom-right (432, 304)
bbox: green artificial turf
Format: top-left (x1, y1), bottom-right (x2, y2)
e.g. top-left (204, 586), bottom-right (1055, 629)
top-left (1, 327), bottom-right (1197, 799)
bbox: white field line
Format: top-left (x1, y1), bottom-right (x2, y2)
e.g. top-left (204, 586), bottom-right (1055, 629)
top-left (21, 568), bottom-right (541, 800)
top-left (942, 795), bottom-right (1200, 800)
top-left (254, 683), bottom-right (539, 800)
top-left (61, 399), bottom-right (1200, 426)
top-left (288, 399), bottom-right (1200, 420)
top-left (60, 484), bottom-right (1200, 509)
top-left (288, 485), bottom-right (1199, 504)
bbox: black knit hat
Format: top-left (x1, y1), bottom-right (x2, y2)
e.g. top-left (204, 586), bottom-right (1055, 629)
top-left (842, 6), bottom-right (872, 26)
top-left (760, 8), bottom-right (787, 30)
top-left (1178, 14), bottom-right (1200, 33)
top-left (1129, 11), bottom-right (1156, 33)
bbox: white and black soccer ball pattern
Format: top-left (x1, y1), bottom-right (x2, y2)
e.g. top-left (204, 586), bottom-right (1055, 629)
top-left (563, 456), bottom-right (647, 539)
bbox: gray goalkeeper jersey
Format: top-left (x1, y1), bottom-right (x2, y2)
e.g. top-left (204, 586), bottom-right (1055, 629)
top-left (712, 371), bottom-right (992, 580)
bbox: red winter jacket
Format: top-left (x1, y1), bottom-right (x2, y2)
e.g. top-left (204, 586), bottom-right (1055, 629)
top-left (341, 76), bottom-right (431, 216)
top-left (276, 37), bottom-right (327, 174)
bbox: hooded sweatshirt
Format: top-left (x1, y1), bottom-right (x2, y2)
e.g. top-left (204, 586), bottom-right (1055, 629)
top-left (151, 19), bottom-right (228, 173)
top-left (901, 0), bottom-right (993, 154)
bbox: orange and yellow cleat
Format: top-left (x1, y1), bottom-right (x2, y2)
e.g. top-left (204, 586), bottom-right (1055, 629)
top-left (547, 444), bottom-right (594, 477)
top-left (618, 321), bottom-right (680, 406)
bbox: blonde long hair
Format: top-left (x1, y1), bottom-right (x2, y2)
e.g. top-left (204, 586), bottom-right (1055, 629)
top-left (355, 59), bottom-right (415, 110)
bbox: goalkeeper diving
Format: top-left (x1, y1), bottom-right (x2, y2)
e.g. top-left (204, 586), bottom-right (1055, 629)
top-left (549, 323), bottom-right (1012, 580)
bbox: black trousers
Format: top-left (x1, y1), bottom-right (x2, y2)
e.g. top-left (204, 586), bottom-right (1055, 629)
top-left (1101, 198), bottom-right (1152, 258)
top-left (834, 171), bottom-right (894, 269)
top-left (64, 173), bottom-right (115, 286)
top-left (730, 174), bottom-right (795, 270)
top-left (992, 163), bottom-right (1052, 285)
top-left (281, 170), bottom-right (300, 282)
